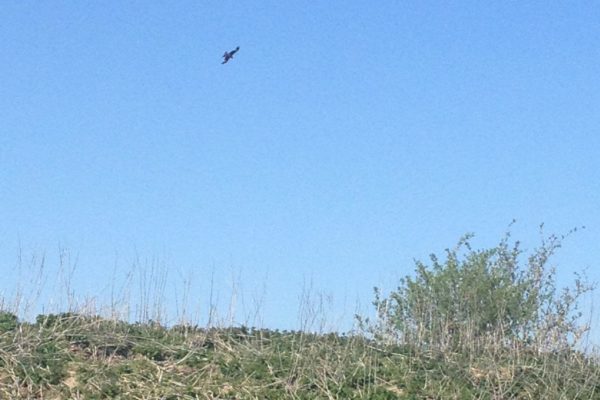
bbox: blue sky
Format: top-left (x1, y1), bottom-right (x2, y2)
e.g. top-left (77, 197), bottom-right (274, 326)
top-left (1, 2), bottom-right (599, 338)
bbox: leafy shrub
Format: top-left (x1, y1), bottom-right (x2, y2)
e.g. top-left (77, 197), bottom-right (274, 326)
top-left (35, 312), bottom-right (80, 328)
top-left (17, 341), bottom-right (69, 385)
top-left (367, 227), bottom-right (594, 354)
top-left (0, 311), bottom-right (18, 332)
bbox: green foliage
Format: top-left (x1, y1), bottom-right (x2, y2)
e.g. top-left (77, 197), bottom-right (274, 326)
top-left (0, 312), bottom-right (597, 398)
top-left (35, 312), bottom-right (79, 328)
top-left (0, 311), bottom-right (18, 332)
top-left (368, 227), bottom-right (594, 355)
top-left (16, 340), bottom-right (69, 385)
top-left (0, 227), bottom-right (598, 398)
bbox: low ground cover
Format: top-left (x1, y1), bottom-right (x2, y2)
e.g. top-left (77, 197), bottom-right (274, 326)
top-left (0, 311), bottom-right (598, 399)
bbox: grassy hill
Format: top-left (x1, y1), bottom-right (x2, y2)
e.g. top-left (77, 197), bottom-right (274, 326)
top-left (0, 311), bottom-right (599, 399)
top-left (2, 229), bottom-right (599, 398)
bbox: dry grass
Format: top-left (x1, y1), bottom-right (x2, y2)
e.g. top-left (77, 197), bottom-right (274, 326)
top-left (1, 231), bottom-right (599, 399)
top-left (0, 311), bottom-right (598, 399)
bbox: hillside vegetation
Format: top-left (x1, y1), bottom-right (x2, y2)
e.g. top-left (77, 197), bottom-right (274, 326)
top-left (0, 312), bottom-right (598, 399)
top-left (1, 228), bottom-right (599, 399)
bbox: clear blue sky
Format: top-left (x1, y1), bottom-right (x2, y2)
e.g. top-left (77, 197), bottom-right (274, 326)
top-left (1, 2), bottom-right (599, 338)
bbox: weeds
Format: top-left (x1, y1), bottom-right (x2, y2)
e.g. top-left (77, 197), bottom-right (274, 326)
top-left (0, 314), bottom-right (598, 398)
top-left (0, 227), bottom-right (599, 398)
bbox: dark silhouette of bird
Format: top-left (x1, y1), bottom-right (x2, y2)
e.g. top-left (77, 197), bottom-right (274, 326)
top-left (222, 46), bottom-right (240, 64)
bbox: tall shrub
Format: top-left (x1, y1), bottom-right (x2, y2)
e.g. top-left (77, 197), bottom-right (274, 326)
top-left (367, 227), bottom-right (593, 354)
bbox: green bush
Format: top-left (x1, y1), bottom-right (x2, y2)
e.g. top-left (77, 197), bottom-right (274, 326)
top-left (17, 341), bottom-right (69, 385)
top-left (35, 312), bottom-right (80, 328)
top-left (368, 227), bottom-right (594, 354)
top-left (0, 311), bottom-right (18, 332)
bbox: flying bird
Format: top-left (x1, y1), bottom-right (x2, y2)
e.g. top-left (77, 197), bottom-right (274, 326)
top-left (222, 46), bottom-right (240, 64)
